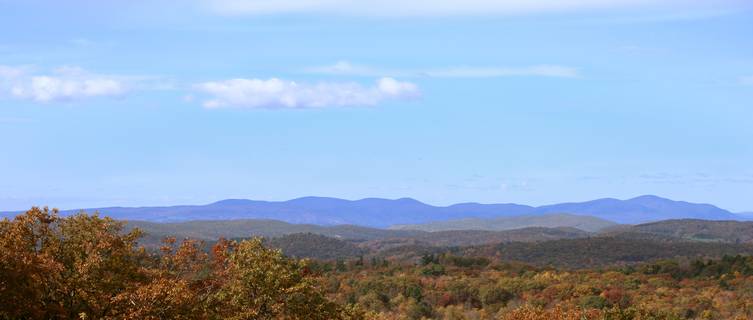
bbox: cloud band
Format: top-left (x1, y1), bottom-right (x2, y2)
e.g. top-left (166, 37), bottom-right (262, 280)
top-left (194, 77), bottom-right (419, 109)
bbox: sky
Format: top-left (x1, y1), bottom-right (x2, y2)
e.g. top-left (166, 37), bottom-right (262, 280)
top-left (1, 0), bottom-right (752, 212)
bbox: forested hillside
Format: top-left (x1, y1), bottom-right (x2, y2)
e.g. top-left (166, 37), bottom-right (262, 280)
top-left (607, 219), bottom-right (753, 243)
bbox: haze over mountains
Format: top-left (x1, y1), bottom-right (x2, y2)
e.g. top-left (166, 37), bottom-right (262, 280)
top-left (2, 195), bottom-right (745, 226)
top-left (390, 213), bottom-right (616, 232)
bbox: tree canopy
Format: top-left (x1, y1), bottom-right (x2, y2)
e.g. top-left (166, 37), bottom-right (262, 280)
top-left (0, 207), bottom-right (359, 320)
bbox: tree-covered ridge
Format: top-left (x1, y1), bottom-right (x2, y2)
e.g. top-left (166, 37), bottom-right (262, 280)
top-left (613, 219), bottom-right (753, 244)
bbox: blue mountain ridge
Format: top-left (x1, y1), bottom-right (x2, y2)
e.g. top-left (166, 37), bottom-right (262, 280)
top-left (1, 195), bottom-right (744, 226)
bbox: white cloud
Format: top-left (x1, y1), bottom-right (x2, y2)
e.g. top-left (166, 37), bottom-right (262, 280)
top-left (306, 61), bottom-right (579, 78)
top-left (195, 77), bottom-right (419, 109)
top-left (0, 65), bottom-right (127, 103)
top-left (202, 0), bottom-right (746, 17)
top-left (740, 76), bottom-right (753, 86)
top-left (11, 76), bottom-right (125, 103)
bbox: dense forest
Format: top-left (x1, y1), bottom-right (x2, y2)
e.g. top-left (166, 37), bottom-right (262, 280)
top-left (3, 208), bottom-right (753, 319)
top-left (316, 251), bottom-right (753, 319)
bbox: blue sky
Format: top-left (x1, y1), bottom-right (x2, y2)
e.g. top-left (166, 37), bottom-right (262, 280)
top-left (1, 0), bottom-right (752, 212)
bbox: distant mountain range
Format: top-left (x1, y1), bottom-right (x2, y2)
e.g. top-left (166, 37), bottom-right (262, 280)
top-left (1, 194), bottom-right (744, 226)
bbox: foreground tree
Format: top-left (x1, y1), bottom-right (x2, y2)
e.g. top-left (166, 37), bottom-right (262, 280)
top-left (0, 207), bottom-right (62, 318)
top-left (0, 207), bottom-right (360, 320)
top-left (0, 207), bottom-right (146, 319)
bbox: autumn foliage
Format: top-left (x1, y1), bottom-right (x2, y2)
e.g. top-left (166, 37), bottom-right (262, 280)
top-left (0, 207), bottom-right (359, 319)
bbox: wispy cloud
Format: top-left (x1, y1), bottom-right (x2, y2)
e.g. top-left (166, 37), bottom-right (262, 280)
top-left (194, 77), bottom-right (419, 109)
top-left (0, 65), bottom-right (127, 103)
top-left (201, 0), bottom-right (748, 17)
top-left (305, 61), bottom-right (579, 78)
